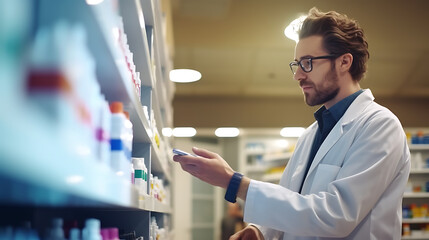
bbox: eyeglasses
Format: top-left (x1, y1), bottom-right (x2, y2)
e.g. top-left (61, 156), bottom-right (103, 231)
top-left (289, 54), bottom-right (339, 75)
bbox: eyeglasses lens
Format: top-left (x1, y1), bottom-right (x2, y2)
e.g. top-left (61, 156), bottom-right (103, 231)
top-left (301, 59), bottom-right (311, 72)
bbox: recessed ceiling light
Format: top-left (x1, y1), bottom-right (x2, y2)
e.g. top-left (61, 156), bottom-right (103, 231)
top-left (173, 127), bottom-right (197, 137)
top-left (169, 69), bottom-right (201, 83)
top-left (86, 0), bottom-right (104, 5)
top-left (280, 127), bottom-right (305, 137)
top-left (162, 128), bottom-right (173, 137)
top-left (284, 15), bottom-right (306, 42)
top-left (215, 127), bottom-right (240, 137)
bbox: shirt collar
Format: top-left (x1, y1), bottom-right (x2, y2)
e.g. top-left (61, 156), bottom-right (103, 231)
top-left (314, 89), bottom-right (364, 125)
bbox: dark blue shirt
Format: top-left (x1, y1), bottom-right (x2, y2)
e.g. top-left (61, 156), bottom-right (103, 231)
top-left (299, 89), bottom-right (364, 193)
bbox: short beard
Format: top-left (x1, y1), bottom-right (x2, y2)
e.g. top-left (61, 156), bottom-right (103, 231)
top-left (304, 63), bottom-right (339, 106)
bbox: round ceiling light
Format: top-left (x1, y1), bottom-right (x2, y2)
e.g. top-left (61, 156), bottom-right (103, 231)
top-left (169, 69), bottom-right (201, 83)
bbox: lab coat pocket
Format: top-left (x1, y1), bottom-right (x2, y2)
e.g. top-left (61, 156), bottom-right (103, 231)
top-left (309, 164), bottom-right (341, 193)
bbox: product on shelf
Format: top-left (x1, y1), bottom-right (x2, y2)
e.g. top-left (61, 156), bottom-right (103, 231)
top-left (0, 225), bottom-right (40, 240)
top-left (69, 228), bottom-right (81, 240)
top-left (109, 102), bottom-right (133, 181)
top-left (82, 218), bottom-right (102, 240)
top-left (95, 99), bottom-right (112, 166)
top-left (149, 175), bottom-right (168, 205)
top-left (150, 217), bottom-right (169, 240)
top-left (100, 227), bottom-right (119, 240)
top-left (403, 204), bottom-right (429, 219)
top-left (411, 131), bottom-right (429, 144)
top-left (402, 223), bottom-right (411, 236)
top-left (46, 218), bottom-right (66, 240)
top-left (132, 157), bottom-right (148, 197)
top-left (117, 17), bottom-right (141, 99)
top-left (1, 0), bottom-right (174, 239)
top-left (26, 21), bottom-right (113, 165)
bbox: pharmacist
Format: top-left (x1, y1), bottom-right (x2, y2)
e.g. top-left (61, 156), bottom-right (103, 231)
top-left (173, 7), bottom-right (410, 240)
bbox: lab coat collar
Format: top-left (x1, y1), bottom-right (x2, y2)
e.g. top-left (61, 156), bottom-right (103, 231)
top-left (302, 89), bottom-right (375, 189)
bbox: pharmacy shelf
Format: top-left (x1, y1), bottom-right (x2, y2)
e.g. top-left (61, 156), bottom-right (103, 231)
top-left (119, 0), bottom-right (173, 142)
top-left (0, 106), bottom-right (136, 207)
top-left (151, 142), bottom-right (172, 182)
top-left (263, 152), bottom-right (292, 162)
top-left (403, 218), bottom-right (429, 224)
top-left (402, 236), bottom-right (429, 240)
top-left (139, 196), bottom-right (171, 213)
top-left (245, 149), bottom-right (266, 156)
top-left (262, 172), bottom-right (283, 182)
top-left (410, 144), bottom-right (429, 151)
top-left (404, 192), bottom-right (429, 198)
top-left (411, 169), bottom-right (429, 174)
top-left (246, 165), bottom-right (268, 173)
top-left (1, 0), bottom-right (174, 239)
top-left (119, 0), bottom-right (155, 88)
top-left (37, 0), bottom-right (154, 144)
top-left (141, 0), bottom-right (155, 27)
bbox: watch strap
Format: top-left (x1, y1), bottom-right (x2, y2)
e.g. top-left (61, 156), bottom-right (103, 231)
top-left (225, 172), bottom-right (243, 203)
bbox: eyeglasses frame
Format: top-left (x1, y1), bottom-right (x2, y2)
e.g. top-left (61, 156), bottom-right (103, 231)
top-left (289, 54), bottom-right (340, 74)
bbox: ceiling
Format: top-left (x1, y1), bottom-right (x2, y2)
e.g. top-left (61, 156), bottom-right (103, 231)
top-left (168, 0), bottom-right (429, 128)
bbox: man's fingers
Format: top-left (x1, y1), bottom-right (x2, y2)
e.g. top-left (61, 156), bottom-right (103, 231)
top-left (192, 147), bottom-right (218, 159)
top-left (180, 163), bottom-right (199, 176)
top-left (173, 154), bottom-right (201, 165)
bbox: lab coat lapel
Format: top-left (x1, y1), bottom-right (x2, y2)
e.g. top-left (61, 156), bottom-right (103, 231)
top-left (306, 121), bottom-right (344, 179)
top-left (288, 123), bottom-right (317, 191)
top-left (303, 89), bottom-right (375, 185)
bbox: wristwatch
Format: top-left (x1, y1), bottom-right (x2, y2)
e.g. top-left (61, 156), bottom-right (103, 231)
top-left (225, 172), bottom-right (243, 203)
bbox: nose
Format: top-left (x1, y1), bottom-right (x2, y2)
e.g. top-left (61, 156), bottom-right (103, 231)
top-left (293, 67), bottom-right (306, 81)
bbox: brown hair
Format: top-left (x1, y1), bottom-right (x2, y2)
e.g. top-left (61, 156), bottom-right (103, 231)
top-left (299, 7), bottom-right (369, 81)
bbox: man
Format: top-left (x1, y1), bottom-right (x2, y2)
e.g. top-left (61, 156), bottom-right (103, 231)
top-left (173, 7), bottom-right (410, 239)
top-left (221, 200), bottom-right (246, 240)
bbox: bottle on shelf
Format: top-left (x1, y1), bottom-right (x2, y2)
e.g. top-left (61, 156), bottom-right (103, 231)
top-left (82, 218), bottom-right (101, 240)
top-left (132, 157), bottom-right (147, 196)
top-left (109, 101), bottom-right (132, 181)
top-left (69, 228), bottom-right (81, 240)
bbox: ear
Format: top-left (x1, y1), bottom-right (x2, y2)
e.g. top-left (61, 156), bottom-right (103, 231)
top-left (338, 53), bottom-right (353, 73)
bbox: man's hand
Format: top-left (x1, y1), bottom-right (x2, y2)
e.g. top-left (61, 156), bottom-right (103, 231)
top-left (173, 147), bottom-right (235, 188)
top-left (229, 225), bottom-right (264, 240)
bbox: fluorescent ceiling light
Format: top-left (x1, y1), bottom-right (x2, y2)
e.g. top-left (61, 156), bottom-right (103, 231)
top-left (162, 128), bottom-right (173, 137)
top-left (173, 127), bottom-right (197, 137)
top-left (170, 69), bottom-right (201, 83)
top-left (215, 127), bottom-right (240, 137)
top-left (86, 0), bottom-right (104, 5)
top-left (284, 15), bottom-right (306, 42)
top-left (280, 127), bottom-right (305, 137)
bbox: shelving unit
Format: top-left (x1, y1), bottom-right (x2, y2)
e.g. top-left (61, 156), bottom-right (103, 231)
top-left (402, 143), bottom-right (429, 240)
top-left (239, 134), bottom-right (297, 184)
top-left (0, 0), bottom-right (174, 239)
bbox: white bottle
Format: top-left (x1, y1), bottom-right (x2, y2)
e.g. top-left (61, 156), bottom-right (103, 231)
top-left (69, 228), bottom-right (81, 240)
top-left (48, 218), bottom-right (65, 240)
top-left (415, 152), bottom-right (424, 169)
top-left (150, 217), bottom-right (158, 240)
top-left (132, 158), bottom-right (144, 196)
top-left (150, 174), bottom-right (154, 197)
top-left (109, 102), bottom-right (127, 175)
top-left (130, 161), bottom-right (135, 185)
top-left (98, 99), bottom-right (111, 166)
top-left (123, 111), bottom-right (133, 181)
top-left (142, 163), bottom-right (148, 195)
top-left (82, 218), bottom-right (101, 240)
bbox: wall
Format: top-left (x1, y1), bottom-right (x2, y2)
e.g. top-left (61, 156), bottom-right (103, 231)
top-left (173, 95), bottom-right (429, 128)
top-left (172, 137), bottom-right (224, 240)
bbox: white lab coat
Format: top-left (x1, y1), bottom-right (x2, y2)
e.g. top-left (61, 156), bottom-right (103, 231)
top-left (244, 89), bottom-right (411, 240)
